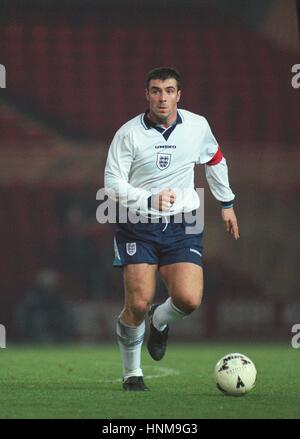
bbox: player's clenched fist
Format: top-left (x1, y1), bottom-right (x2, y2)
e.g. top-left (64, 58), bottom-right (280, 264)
top-left (153, 188), bottom-right (176, 211)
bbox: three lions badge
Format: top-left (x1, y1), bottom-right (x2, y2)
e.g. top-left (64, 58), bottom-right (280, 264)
top-left (156, 153), bottom-right (171, 170)
top-left (126, 242), bottom-right (136, 256)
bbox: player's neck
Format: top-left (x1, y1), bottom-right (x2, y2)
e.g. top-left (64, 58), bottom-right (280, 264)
top-left (147, 111), bottom-right (177, 128)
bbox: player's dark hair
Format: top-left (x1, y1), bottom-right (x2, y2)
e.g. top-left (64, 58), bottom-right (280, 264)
top-left (146, 67), bottom-right (182, 91)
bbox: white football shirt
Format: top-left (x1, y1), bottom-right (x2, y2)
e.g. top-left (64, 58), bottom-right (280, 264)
top-left (104, 109), bottom-right (235, 217)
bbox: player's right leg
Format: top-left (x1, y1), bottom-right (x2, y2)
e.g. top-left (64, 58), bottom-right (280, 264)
top-left (147, 263), bottom-right (203, 362)
top-left (117, 263), bottom-right (157, 391)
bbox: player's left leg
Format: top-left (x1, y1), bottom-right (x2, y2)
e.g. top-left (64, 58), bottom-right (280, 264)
top-left (159, 262), bottom-right (203, 314)
top-left (147, 262), bottom-right (203, 360)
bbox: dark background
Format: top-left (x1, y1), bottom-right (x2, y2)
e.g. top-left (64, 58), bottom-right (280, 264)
top-left (0, 0), bottom-right (299, 344)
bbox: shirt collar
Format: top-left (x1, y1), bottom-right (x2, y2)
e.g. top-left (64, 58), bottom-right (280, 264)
top-left (143, 110), bottom-right (183, 130)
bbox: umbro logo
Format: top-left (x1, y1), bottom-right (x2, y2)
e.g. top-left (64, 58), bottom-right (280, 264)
top-left (190, 249), bottom-right (202, 257)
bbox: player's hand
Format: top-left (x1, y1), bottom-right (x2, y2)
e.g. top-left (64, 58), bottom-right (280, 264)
top-left (153, 188), bottom-right (176, 211)
top-left (221, 207), bottom-right (240, 240)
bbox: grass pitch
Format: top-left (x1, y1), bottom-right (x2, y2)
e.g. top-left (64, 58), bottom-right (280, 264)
top-left (0, 343), bottom-right (299, 419)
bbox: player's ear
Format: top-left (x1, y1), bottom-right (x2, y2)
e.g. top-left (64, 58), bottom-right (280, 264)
top-left (176, 90), bottom-right (181, 103)
top-left (145, 88), bottom-right (150, 101)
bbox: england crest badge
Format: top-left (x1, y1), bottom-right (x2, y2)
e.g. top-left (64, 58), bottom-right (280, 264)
top-left (156, 153), bottom-right (171, 170)
top-left (126, 242), bottom-right (136, 256)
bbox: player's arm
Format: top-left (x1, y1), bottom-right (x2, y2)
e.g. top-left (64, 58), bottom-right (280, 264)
top-left (197, 118), bottom-right (239, 240)
top-left (205, 151), bottom-right (239, 240)
top-left (104, 131), bottom-right (152, 213)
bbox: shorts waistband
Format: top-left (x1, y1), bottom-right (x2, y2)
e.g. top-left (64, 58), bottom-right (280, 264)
top-left (143, 210), bottom-right (197, 223)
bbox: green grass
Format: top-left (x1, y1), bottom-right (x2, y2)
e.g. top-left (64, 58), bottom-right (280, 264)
top-left (0, 343), bottom-right (299, 419)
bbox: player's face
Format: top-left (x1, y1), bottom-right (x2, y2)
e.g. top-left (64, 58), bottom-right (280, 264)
top-left (145, 78), bottom-right (181, 126)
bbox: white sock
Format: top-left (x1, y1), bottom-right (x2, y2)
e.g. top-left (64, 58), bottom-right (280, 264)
top-left (152, 297), bottom-right (188, 331)
top-left (116, 318), bottom-right (145, 380)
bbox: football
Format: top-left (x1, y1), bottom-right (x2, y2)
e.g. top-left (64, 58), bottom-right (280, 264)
top-left (214, 352), bottom-right (257, 396)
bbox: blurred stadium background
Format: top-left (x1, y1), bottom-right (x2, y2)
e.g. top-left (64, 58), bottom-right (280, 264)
top-left (0, 0), bottom-right (299, 345)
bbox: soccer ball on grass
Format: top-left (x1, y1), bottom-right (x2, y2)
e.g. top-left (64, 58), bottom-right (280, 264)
top-left (214, 352), bottom-right (257, 396)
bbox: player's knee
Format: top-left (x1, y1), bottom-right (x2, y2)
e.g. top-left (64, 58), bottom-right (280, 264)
top-left (127, 300), bottom-right (150, 323)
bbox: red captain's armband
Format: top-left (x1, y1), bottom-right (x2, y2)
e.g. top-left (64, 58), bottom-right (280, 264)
top-left (206, 145), bottom-right (223, 166)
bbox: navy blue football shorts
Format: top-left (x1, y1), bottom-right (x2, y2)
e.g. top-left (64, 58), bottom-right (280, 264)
top-left (113, 214), bottom-right (203, 268)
